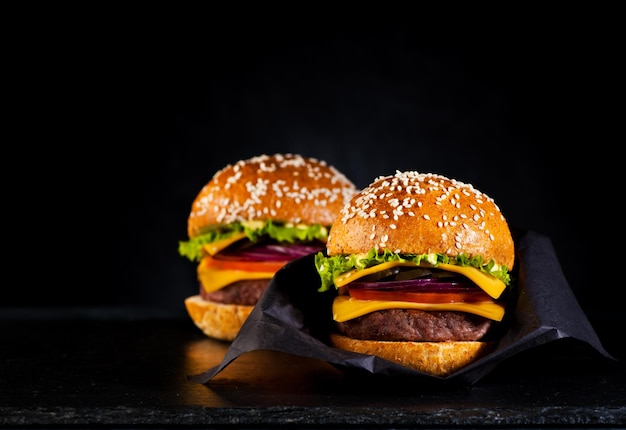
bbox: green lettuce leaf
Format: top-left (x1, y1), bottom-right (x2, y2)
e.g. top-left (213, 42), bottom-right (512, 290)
top-left (178, 221), bottom-right (329, 262)
top-left (314, 248), bottom-right (511, 292)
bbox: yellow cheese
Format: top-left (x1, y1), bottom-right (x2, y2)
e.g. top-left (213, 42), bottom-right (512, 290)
top-left (436, 263), bottom-right (506, 299)
top-left (333, 295), bottom-right (505, 322)
top-left (197, 258), bottom-right (274, 293)
top-left (335, 260), bottom-right (506, 299)
top-left (200, 232), bottom-right (248, 256)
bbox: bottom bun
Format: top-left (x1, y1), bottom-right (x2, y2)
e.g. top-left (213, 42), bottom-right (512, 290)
top-left (330, 333), bottom-right (493, 377)
top-left (184, 295), bottom-right (253, 341)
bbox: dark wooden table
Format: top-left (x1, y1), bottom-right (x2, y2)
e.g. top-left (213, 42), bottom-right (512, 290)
top-left (1, 307), bottom-right (624, 428)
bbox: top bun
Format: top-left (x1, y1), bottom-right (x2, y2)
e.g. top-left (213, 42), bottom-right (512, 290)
top-left (326, 171), bottom-right (515, 270)
top-left (187, 154), bottom-right (358, 238)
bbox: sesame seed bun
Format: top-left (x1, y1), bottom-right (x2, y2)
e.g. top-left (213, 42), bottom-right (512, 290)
top-left (327, 171), bottom-right (514, 270)
top-left (188, 153), bottom-right (358, 238)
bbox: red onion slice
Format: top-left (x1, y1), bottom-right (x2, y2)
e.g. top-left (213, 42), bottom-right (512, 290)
top-left (216, 242), bottom-right (323, 262)
top-left (348, 277), bottom-right (480, 293)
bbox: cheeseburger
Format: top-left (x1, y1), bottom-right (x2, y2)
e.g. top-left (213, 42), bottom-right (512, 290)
top-left (315, 171), bottom-right (515, 377)
top-left (179, 153), bottom-right (358, 341)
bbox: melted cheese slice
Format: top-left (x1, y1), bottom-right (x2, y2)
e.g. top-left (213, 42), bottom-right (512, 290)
top-left (197, 233), bottom-right (272, 293)
top-left (200, 232), bottom-right (248, 256)
top-left (197, 257), bottom-right (274, 293)
top-left (335, 260), bottom-right (506, 299)
top-left (333, 295), bottom-right (505, 322)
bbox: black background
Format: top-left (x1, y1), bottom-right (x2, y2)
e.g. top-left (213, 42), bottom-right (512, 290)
top-left (121, 22), bottom-right (590, 312)
top-left (16, 17), bottom-right (597, 314)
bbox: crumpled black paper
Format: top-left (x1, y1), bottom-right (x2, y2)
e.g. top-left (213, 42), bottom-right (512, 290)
top-left (189, 230), bottom-right (613, 384)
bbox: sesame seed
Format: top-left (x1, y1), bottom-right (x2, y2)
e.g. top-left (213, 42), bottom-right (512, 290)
top-left (335, 172), bottom-right (508, 255)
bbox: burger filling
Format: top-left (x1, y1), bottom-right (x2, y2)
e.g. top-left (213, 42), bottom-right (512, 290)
top-left (179, 220), bottom-right (329, 262)
top-left (315, 248), bottom-right (513, 341)
top-left (179, 220), bottom-right (330, 306)
top-left (316, 248), bottom-right (511, 297)
top-left (196, 238), bottom-right (324, 304)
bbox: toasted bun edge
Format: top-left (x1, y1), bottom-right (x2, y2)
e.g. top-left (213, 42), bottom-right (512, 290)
top-left (184, 295), bottom-right (253, 341)
top-left (330, 333), bottom-right (493, 377)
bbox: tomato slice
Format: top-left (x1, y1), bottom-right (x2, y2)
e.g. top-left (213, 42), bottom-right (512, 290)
top-left (205, 255), bottom-right (288, 273)
top-left (348, 289), bottom-right (494, 304)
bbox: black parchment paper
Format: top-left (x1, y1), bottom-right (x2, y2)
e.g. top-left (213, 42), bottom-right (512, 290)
top-left (190, 230), bottom-right (613, 384)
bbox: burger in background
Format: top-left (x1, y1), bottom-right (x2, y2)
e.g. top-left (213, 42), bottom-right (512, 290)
top-left (179, 153), bottom-right (358, 341)
top-left (315, 171), bottom-right (515, 377)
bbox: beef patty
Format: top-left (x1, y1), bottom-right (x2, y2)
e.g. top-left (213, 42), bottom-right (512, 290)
top-left (335, 309), bottom-right (492, 342)
top-left (200, 279), bottom-right (268, 306)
